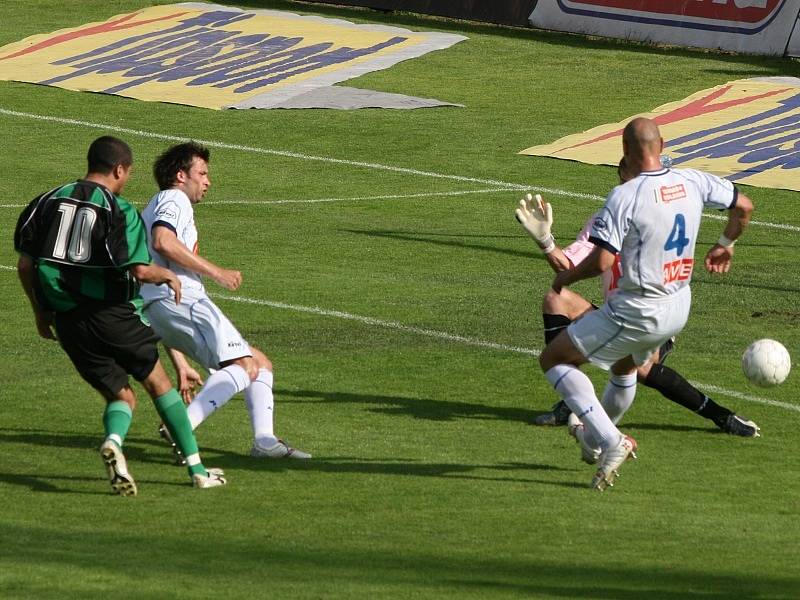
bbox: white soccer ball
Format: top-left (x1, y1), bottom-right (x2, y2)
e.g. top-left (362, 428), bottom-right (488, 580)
top-left (742, 339), bottom-right (791, 387)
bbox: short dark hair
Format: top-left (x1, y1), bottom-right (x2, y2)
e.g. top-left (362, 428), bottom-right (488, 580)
top-left (153, 142), bottom-right (210, 191)
top-left (87, 136), bottom-right (133, 174)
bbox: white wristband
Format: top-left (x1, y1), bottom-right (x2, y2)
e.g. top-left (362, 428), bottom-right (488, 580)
top-left (718, 234), bottom-right (736, 248)
top-left (539, 235), bottom-right (556, 254)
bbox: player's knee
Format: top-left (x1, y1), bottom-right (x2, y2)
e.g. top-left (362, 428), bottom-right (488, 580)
top-left (541, 288), bottom-right (563, 314)
top-left (240, 357), bottom-right (260, 382)
top-left (252, 348), bottom-right (272, 372)
top-left (109, 386), bottom-right (137, 411)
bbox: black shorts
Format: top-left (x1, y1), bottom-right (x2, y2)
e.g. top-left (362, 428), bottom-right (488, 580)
top-left (55, 302), bottom-right (160, 397)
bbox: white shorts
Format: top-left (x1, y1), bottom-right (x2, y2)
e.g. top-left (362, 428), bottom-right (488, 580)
top-left (144, 295), bottom-right (251, 369)
top-left (568, 287), bottom-right (691, 370)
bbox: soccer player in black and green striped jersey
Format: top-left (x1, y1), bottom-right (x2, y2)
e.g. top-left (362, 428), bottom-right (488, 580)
top-left (14, 135), bottom-right (226, 495)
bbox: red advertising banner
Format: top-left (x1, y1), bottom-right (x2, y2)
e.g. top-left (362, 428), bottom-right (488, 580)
top-left (530, 0), bottom-right (800, 55)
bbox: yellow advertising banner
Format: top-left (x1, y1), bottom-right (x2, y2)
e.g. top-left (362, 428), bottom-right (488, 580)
top-left (0, 3), bottom-right (465, 110)
top-left (520, 78), bottom-right (800, 191)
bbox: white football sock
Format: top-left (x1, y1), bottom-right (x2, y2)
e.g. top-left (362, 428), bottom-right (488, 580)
top-left (187, 364), bottom-right (250, 429)
top-left (601, 372), bottom-right (638, 425)
top-left (545, 364), bottom-right (621, 450)
top-left (245, 368), bottom-right (276, 446)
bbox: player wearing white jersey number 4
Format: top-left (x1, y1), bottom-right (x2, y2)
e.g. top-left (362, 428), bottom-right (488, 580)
top-left (140, 142), bottom-right (310, 461)
top-left (537, 118), bottom-right (753, 491)
top-left (519, 159), bottom-right (759, 439)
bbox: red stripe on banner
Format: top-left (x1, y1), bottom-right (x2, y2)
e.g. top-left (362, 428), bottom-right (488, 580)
top-left (0, 11), bottom-right (188, 61)
top-left (563, 0), bottom-right (783, 23)
top-left (565, 84), bottom-right (790, 151)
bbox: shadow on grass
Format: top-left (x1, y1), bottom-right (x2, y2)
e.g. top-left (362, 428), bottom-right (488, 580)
top-left (276, 388), bottom-right (540, 423)
top-left (343, 227), bottom-right (541, 260)
top-left (1, 519), bottom-right (797, 599)
top-left (623, 422), bottom-right (714, 434)
top-left (0, 426), bottom-right (583, 492)
top-left (0, 472), bottom-right (109, 495)
top-left (203, 452), bottom-right (583, 488)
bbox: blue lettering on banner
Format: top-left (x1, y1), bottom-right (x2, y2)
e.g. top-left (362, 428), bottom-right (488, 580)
top-left (40, 11), bottom-right (408, 95)
top-left (667, 92), bottom-right (800, 180)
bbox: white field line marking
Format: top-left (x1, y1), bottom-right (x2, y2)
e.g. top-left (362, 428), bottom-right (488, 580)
top-left (691, 382), bottom-right (800, 414)
top-left (214, 293), bottom-right (540, 356)
top-left (1, 196), bottom-right (798, 234)
top-left (1, 107), bottom-right (798, 233)
top-left (700, 212), bottom-right (800, 233)
top-left (0, 262), bottom-right (794, 413)
top-left (204, 188), bottom-right (519, 205)
top-left (0, 107), bottom-right (529, 191)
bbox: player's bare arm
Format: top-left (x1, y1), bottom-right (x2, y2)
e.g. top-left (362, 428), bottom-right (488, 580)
top-left (17, 254), bottom-right (55, 340)
top-left (151, 225), bottom-right (242, 291)
top-left (704, 192), bottom-right (754, 274)
top-left (129, 262), bottom-right (182, 304)
top-left (552, 245), bottom-right (616, 293)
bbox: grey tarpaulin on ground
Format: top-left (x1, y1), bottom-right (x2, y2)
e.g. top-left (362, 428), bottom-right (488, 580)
top-left (230, 86), bottom-right (463, 110)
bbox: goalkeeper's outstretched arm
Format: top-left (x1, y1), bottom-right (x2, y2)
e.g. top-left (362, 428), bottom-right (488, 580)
top-left (515, 193), bottom-right (573, 273)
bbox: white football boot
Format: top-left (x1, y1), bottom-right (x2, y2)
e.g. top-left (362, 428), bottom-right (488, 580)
top-left (567, 413), bottom-right (602, 465)
top-left (99, 440), bottom-right (137, 497)
top-left (250, 438), bottom-right (311, 459)
top-left (192, 468), bottom-right (227, 489)
top-left (591, 435), bottom-right (638, 491)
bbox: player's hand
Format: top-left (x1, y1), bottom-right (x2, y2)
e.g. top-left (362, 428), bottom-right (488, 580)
top-left (165, 272), bottom-right (182, 304)
top-left (213, 268), bottom-right (242, 291)
top-left (704, 244), bottom-right (733, 274)
top-left (551, 270), bottom-right (571, 294)
top-left (34, 310), bottom-right (55, 340)
top-left (177, 365), bottom-right (204, 404)
top-left (515, 193), bottom-right (554, 248)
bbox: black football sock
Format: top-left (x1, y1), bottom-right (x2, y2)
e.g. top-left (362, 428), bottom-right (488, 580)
top-left (543, 314), bottom-right (572, 345)
top-left (644, 364), bottom-right (734, 426)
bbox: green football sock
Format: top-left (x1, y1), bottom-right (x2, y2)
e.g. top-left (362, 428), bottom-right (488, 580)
top-left (103, 401), bottom-right (132, 448)
top-left (154, 389), bottom-right (206, 478)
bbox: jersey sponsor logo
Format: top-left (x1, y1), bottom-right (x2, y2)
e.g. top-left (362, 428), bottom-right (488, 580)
top-left (659, 184), bottom-right (687, 203)
top-left (521, 78), bottom-right (800, 192)
top-left (663, 258), bottom-right (694, 284)
top-left (552, 0), bottom-right (787, 33)
top-left (0, 4), bottom-right (464, 110)
top-left (156, 207), bottom-right (177, 220)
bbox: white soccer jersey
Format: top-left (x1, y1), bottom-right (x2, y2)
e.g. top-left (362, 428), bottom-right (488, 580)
top-left (140, 188), bottom-right (205, 302)
top-left (589, 167), bottom-right (736, 299)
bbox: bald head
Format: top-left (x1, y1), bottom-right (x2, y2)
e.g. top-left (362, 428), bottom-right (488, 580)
top-left (622, 117), bottom-right (663, 171)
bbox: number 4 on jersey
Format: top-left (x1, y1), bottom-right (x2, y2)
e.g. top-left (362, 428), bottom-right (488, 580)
top-left (664, 213), bottom-right (690, 256)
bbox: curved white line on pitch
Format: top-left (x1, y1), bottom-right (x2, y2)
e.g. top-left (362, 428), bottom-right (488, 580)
top-left (215, 293), bottom-right (540, 356)
top-left (2, 107), bottom-right (798, 233)
top-left (691, 382), bottom-right (800, 414)
top-left (0, 107), bottom-right (529, 191)
top-left (204, 188), bottom-right (519, 205)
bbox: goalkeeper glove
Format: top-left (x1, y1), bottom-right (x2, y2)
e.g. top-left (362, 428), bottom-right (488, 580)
top-left (515, 193), bottom-right (555, 253)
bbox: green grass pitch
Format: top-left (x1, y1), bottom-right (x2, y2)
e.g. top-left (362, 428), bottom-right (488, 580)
top-left (1, 2), bottom-right (798, 598)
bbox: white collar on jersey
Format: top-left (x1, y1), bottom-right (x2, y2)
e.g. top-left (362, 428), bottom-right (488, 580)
top-left (640, 168), bottom-right (670, 177)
